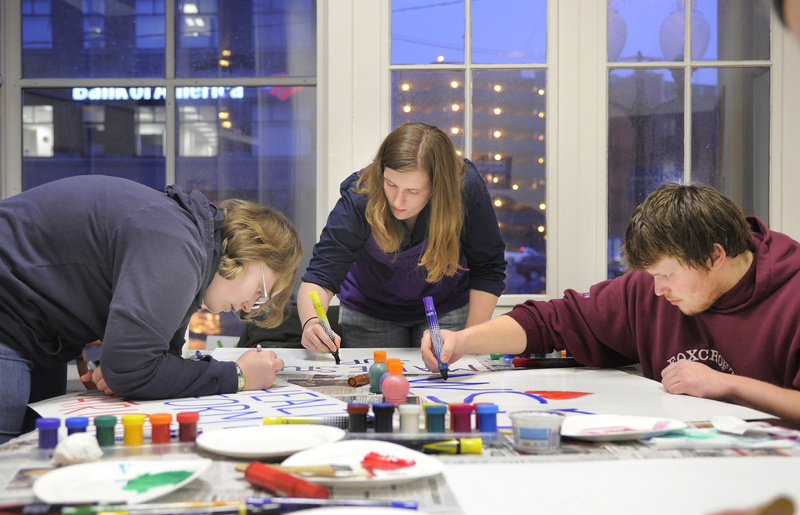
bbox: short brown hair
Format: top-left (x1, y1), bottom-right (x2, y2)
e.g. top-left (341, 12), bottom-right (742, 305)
top-left (217, 200), bottom-right (302, 328)
top-left (623, 183), bottom-right (754, 271)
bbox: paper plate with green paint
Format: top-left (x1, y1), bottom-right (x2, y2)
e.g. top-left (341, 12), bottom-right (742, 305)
top-left (33, 458), bottom-right (212, 504)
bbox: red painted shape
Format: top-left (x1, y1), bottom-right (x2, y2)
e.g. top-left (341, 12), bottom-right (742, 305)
top-left (526, 391), bottom-right (593, 400)
top-left (360, 452), bottom-right (416, 477)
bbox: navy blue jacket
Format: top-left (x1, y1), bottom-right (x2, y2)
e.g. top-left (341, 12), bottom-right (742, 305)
top-left (0, 175), bottom-right (237, 399)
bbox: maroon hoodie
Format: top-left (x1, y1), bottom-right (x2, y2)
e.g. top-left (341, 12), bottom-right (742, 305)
top-left (506, 217), bottom-right (800, 388)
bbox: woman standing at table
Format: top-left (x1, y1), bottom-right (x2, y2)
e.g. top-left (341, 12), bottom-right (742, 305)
top-left (298, 122), bottom-right (507, 350)
top-left (0, 175), bottom-right (301, 444)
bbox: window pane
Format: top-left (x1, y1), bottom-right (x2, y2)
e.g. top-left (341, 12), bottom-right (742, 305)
top-left (176, 84), bottom-right (317, 343)
top-left (473, 70), bottom-right (547, 295)
top-left (472, 0), bottom-right (546, 64)
top-left (609, 0), bottom-right (682, 62)
top-left (390, 70), bottom-right (465, 153)
top-left (691, 67), bottom-right (769, 222)
top-left (697, 0), bottom-right (770, 61)
top-left (607, 68), bottom-right (684, 277)
top-left (175, 84), bottom-right (316, 225)
top-left (609, 0), bottom-right (770, 63)
top-left (22, 0), bottom-right (166, 78)
top-left (391, 0), bottom-right (465, 65)
top-left (175, 0), bottom-right (316, 78)
top-left (22, 87), bottom-right (167, 190)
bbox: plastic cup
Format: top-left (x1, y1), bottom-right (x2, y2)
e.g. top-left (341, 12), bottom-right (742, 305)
top-left (508, 410), bottom-right (564, 454)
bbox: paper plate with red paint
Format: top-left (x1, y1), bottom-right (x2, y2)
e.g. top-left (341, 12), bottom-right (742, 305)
top-left (33, 458), bottom-right (212, 504)
top-left (561, 414), bottom-right (688, 441)
top-left (280, 439), bottom-right (443, 486)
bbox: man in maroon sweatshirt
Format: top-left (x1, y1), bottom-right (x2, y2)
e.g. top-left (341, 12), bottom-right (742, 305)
top-left (422, 183), bottom-right (800, 426)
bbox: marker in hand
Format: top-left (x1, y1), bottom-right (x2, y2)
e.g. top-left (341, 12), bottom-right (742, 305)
top-left (423, 296), bottom-right (449, 380)
top-left (310, 290), bottom-right (341, 365)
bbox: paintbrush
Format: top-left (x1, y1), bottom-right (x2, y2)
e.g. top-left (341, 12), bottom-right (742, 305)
top-left (235, 462), bottom-right (370, 478)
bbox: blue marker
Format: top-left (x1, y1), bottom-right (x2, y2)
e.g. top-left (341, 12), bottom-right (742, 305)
top-left (423, 296), bottom-right (449, 380)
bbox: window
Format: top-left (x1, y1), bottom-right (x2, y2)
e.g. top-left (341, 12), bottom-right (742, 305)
top-left (390, 0), bottom-right (549, 295)
top-left (607, 0), bottom-right (771, 278)
top-left (8, 0), bottom-right (318, 341)
top-left (328, 0), bottom-right (798, 308)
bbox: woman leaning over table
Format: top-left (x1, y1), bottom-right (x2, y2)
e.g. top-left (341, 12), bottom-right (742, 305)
top-left (0, 175), bottom-right (302, 444)
top-left (299, 122), bottom-right (507, 351)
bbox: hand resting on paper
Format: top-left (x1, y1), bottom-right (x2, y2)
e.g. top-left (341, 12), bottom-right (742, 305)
top-left (79, 365), bottom-right (114, 396)
top-left (236, 348), bottom-right (284, 390)
top-left (660, 359), bottom-right (732, 400)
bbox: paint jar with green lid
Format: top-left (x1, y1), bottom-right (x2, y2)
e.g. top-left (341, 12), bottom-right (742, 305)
top-left (94, 415), bottom-right (117, 447)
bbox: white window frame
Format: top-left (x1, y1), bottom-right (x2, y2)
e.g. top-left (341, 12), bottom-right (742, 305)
top-left (317, 0), bottom-right (800, 316)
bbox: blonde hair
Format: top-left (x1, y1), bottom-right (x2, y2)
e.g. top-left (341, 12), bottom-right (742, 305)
top-left (217, 200), bottom-right (302, 327)
top-left (355, 122), bottom-right (465, 283)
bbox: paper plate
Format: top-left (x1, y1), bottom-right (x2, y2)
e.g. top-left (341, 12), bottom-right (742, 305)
top-left (33, 459), bottom-right (211, 504)
top-left (196, 424), bottom-right (345, 459)
top-left (561, 414), bottom-right (688, 441)
top-left (280, 439), bottom-right (444, 486)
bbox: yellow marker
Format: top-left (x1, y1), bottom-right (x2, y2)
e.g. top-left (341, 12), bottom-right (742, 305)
top-left (422, 438), bottom-right (483, 455)
top-left (121, 413), bottom-right (146, 446)
top-left (309, 290), bottom-right (341, 364)
top-left (263, 416), bottom-right (348, 429)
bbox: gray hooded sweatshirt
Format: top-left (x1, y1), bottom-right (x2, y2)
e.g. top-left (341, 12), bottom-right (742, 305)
top-left (0, 175), bottom-right (237, 399)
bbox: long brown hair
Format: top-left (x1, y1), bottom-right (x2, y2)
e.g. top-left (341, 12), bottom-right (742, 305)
top-left (355, 122), bottom-right (465, 283)
top-left (623, 183), bottom-right (754, 271)
top-left (217, 200), bottom-right (302, 327)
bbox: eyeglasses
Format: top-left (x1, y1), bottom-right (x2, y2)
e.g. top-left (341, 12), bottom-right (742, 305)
top-left (253, 262), bottom-right (268, 308)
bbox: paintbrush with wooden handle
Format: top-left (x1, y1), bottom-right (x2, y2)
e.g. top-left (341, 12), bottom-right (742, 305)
top-left (235, 462), bottom-right (370, 478)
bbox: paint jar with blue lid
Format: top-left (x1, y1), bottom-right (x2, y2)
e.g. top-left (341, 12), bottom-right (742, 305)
top-left (36, 418), bottom-right (60, 450)
top-left (475, 404), bottom-right (500, 432)
top-left (65, 416), bottom-right (89, 435)
top-left (508, 410), bottom-right (564, 454)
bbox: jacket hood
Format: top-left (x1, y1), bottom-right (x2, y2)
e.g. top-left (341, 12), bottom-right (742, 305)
top-left (165, 185), bottom-right (224, 304)
top-left (712, 216), bottom-right (800, 314)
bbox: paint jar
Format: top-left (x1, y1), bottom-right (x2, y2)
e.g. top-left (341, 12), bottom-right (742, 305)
top-left (347, 403), bottom-right (369, 433)
top-left (508, 410), bottom-right (565, 454)
top-left (368, 351), bottom-right (387, 394)
top-left (177, 411), bottom-right (200, 442)
top-left (450, 403), bottom-right (473, 433)
top-left (65, 416), bottom-right (89, 435)
top-left (472, 402), bottom-right (492, 431)
top-left (382, 359), bottom-right (409, 405)
top-left (424, 404), bottom-right (447, 433)
top-left (476, 404), bottom-right (499, 433)
top-left (36, 418), bottom-right (60, 450)
top-left (121, 414), bottom-right (146, 446)
top-left (372, 403), bottom-right (395, 433)
top-left (398, 403), bottom-right (421, 433)
top-left (94, 415), bottom-right (117, 447)
top-left (149, 413), bottom-right (172, 444)
top-left (380, 358), bottom-right (402, 392)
